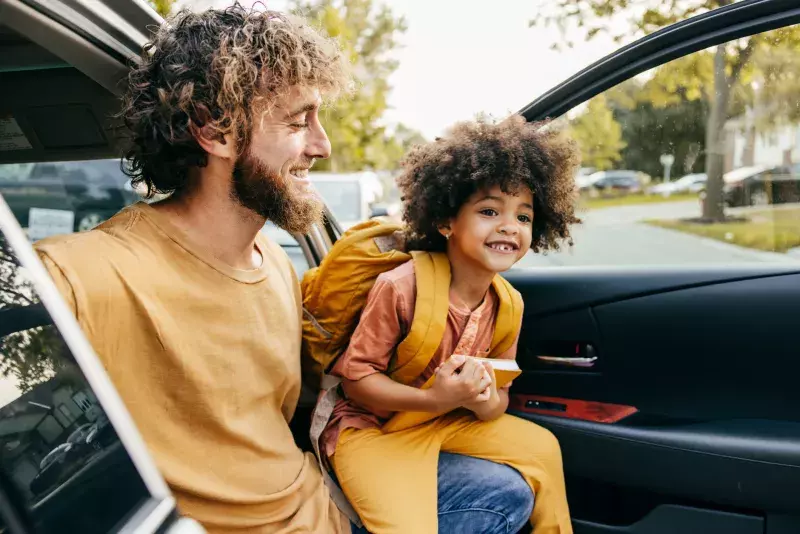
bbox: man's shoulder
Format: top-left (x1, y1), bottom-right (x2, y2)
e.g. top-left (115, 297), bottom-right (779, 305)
top-left (35, 207), bottom-right (142, 267)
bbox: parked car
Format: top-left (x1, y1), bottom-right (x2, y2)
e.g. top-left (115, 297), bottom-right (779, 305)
top-left (310, 172), bottom-right (380, 229)
top-left (722, 165), bottom-right (800, 207)
top-left (648, 173), bottom-right (707, 197)
top-left (29, 443), bottom-right (74, 497)
top-left (2, 1), bottom-right (800, 534)
top-left (580, 170), bottom-right (647, 196)
top-left (0, 159), bottom-right (140, 236)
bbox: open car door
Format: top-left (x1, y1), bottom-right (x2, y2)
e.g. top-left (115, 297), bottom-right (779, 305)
top-left (505, 1), bottom-right (800, 533)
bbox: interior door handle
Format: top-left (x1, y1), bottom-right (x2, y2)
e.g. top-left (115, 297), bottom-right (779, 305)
top-left (536, 355), bottom-right (598, 368)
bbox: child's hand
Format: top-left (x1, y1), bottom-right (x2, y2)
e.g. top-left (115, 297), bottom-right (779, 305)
top-left (426, 355), bottom-right (492, 413)
top-left (462, 362), bottom-right (502, 420)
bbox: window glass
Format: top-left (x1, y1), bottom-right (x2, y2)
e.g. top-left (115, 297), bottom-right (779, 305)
top-left (311, 180), bottom-right (363, 224)
top-left (0, 229), bottom-right (150, 533)
top-left (515, 25), bottom-right (800, 268)
top-left (261, 223), bottom-right (310, 276)
top-left (0, 159), bottom-right (141, 240)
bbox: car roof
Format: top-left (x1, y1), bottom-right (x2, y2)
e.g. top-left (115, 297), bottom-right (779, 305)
top-left (0, 0), bottom-right (157, 165)
top-left (723, 165), bottom-right (770, 183)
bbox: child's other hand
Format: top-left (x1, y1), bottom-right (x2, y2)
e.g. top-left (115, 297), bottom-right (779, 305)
top-left (462, 362), bottom-right (501, 418)
top-left (427, 355), bottom-right (491, 412)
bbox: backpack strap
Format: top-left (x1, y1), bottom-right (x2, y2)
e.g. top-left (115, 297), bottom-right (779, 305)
top-left (487, 275), bottom-right (524, 357)
top-left (390, 251), bottom-right (451, 385)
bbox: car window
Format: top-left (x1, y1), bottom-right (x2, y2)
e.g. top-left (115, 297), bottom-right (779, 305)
top-left (0, 164), bottom-right (35, 182)
top-left (516, 24), bottom-right (800, 269)
top-left (311, 180), bottom-right (362, 223)
top-left (261, 223), bottom-right (310, 276)
top-left (0, 159), bottom-right (141, 240)
top-left (0, 228), bottom-right (151, 533)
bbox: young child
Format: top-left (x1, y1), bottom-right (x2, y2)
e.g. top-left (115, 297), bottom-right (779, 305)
top-left (319, 116), bottom-right (580, 534)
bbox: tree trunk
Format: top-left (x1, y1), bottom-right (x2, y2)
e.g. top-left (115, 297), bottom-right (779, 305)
top-left (703, 45), bottom-right (731, 221)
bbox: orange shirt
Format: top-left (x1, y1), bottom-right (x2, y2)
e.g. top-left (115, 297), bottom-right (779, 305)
top-left (321, 260), bottom-right (520, 457)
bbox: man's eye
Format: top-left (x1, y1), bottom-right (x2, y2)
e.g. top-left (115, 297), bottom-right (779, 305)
top-left (479, 209), bottom-right (498, 216)
top-left (290, 122), bottom-right (310, 129)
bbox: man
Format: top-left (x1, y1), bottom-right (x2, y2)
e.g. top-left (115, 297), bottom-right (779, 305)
top-left (35, 6), bottom-right (534, 533)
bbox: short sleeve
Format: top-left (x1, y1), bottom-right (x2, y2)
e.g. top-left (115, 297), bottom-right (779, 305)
top-left (36, 250), bottom-right (79, 318)
top-left (330, 275), bottom-right (405, 382)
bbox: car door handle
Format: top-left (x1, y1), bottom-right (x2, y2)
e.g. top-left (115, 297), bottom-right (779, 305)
top-left (536, 355), bottom-right (598, 368)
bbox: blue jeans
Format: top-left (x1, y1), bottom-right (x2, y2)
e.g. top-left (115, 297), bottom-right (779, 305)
top-left (351, 452), bottom-right (533, 534)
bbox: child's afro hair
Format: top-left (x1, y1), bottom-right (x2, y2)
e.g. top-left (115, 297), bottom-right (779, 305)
top-left (397, 115), bottom-right (581, 252)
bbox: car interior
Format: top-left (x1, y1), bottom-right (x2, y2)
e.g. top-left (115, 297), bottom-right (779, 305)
top-left (1, 0), bottom-right (800, 533)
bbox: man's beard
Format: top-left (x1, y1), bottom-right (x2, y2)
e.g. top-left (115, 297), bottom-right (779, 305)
top-left (231, 151), bottom-right (324, 234)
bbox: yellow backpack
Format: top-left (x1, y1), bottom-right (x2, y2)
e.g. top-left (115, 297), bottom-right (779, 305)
top-left (300, 219), bottom-right (523, 391)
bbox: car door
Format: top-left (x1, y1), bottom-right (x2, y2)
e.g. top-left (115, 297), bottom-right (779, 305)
top-left (0, 194), bottom-right (203, 533)
top-left (505, 2), bottom-right (800, 533)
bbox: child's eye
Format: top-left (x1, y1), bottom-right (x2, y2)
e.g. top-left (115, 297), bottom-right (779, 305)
top-left (518, 214), bottom-right (533, 224)
top-left (479, 208), bottom-right (498, 217)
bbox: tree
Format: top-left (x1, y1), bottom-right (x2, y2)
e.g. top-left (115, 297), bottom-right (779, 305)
top-left (569, 95), bottom-right (626, 171)
top-left (533, 1), bottom-right (800, 221)
top-left (0, 236), bottom-right (68, 393)
top-left (292, 0), bottom-right (425, 172)
top-left (149, 0), bottom-right (176, 17)
top-left (606, 77), bottom-right (708, 179)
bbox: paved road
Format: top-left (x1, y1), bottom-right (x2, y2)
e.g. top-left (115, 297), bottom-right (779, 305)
top-left (515, 201), bottom-right (800, 268)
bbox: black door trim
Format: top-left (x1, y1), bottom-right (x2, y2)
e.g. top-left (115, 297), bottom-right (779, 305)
top-left (519, 0), bottom-right (800, 121)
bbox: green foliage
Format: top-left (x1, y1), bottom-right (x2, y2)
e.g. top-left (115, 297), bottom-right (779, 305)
top-left (148, 0), bottom-right (176, 17)
top-left (0, 236), bottom-right (65, 393)
top-left (293, 0), bottom-right (425, 171)
top-left (532, 0), bottom-right (800, 220)
top-left (569, 95), bottom-right (626, 171)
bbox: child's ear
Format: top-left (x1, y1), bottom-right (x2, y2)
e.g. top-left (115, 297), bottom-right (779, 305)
top-left (438, 224), bottom-right (452, 239)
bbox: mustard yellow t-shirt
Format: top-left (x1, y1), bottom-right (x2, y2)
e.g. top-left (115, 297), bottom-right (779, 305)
top-left (34, 203), bottom-right (348, 534)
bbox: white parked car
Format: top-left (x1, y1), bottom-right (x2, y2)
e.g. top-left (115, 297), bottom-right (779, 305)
top-left (648, 173), bottom-right (707, 197)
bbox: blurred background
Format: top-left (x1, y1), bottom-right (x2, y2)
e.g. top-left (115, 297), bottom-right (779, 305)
top-left (4, 0), bottom-right (800, 267)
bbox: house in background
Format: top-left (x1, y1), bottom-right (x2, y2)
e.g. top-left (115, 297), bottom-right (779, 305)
top-left (724, 107), bottom-right (800, 172)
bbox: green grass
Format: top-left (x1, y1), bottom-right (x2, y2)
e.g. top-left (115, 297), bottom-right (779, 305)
top-left (582, 193), bottom-right (698, 210)
top-left (649, 207), bottom-right (800, 253)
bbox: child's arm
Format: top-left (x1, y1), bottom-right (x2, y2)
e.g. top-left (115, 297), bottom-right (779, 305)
top-left (332, 275), bottom-right (489, 414)
top-left (343, 355), bottom-right (491, 413)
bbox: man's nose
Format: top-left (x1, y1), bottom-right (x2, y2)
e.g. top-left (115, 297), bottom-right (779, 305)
top-left (307, 123), bottom-right (331, 160)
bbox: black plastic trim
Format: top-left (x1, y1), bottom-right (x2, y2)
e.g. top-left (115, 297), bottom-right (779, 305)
top-left (505, 265), bottom-right (800, 317)
top-left (514, 412), bottom-right (800, 514)
top-left (519, 0), bottom-right (800, 121)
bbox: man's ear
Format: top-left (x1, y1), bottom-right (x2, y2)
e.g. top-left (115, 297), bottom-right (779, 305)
top-left (190, 122), bottom-right (236, 160)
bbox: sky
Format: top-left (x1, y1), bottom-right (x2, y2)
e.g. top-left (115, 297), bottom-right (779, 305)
top-left (181, 0), bottom-right (631, 139)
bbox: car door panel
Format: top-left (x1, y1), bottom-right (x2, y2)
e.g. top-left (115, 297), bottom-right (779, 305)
top-left (505, 268), bottom-right (800, 531)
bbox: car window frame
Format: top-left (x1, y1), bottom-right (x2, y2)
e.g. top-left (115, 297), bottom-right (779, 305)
top-left (519, 0), bottom-right (800, 123)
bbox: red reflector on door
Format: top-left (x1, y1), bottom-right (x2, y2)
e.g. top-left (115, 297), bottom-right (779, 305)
top-left (510, 395), bottom-right (638, 424)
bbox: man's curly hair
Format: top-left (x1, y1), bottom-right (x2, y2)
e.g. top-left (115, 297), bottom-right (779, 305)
top-left (397, 116), bottom-right (581, 253)
top-left (120, 4), bottom-right (351, 197)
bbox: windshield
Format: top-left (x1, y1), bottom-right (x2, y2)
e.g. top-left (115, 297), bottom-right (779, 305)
top-left (312, 180), bottom-right (362, 222)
